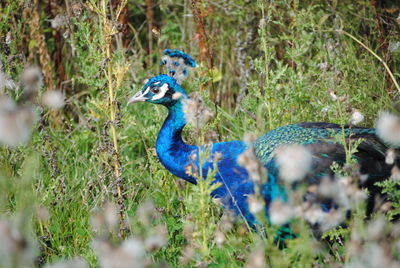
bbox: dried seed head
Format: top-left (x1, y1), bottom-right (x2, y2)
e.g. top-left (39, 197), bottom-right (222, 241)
top-left (385, 149), bottom-right (396, 165)
top-left (245, 244), bottom-right (266, 268)
top-left (247, 195), bottom-right (264, 214)
top-left (92, 238), bottom-right (145, 268)
top-left (389, 42), bottom-right (400, 53)
top-left (136, 200), bottom-right (158, 226)
top-left (90, 202), bottom-right (119, 233)
top-left (350, 109), bottom-right (364, 125)
top-left (0, 94), bottom-right (17, 112)
top-left (238, 134), bottom-right (266, 183)
top-left (44, 258), bottom-right (88, 268)
top-left (145, 224), bottom-right (168, 251)
top-left (243, 133), bottom-right (257, 144)
top-left (183, 216), bottom-right (194, 241)
top-left (219, 212), bottom-right (234, 232)
top-left (259, 18), bottom-right (266, 28)
top-left (205, 129), bottom-right (219, 144)
top-left (329, 90), bottom-right (338, 101)
top-left (0, 219), bottom-right (37, 268)
top-left (237, 148), bottom-right (266, 183)
top-left (302, 204), bottom-right (325, 226)
top-left (214, 230), bottom-right (225, 247)
top-left (42, 90), bottom-right (65, 110)
top-left (179, 245), bottom-right (195, 265)
top-left (213, 152), bottom-right (223, 161)
top-left (0, 68), bottom-right (16, 91)
top-left (367, 216), bottom-right (386, 241)
top-left (318, 209), bottom-right (344, 233)
top-left (35, 206), bottom-right (50, 222)
top-left (376, 111), bottom-right (400, 147)
top-left (49, 14), bottom-right (68, 30)
top-left (355, 243), bottom-right (393, 268)
top-left (391, 165), bottom-right (400, 181)
top-left (275, 144), bottom-right (312, 182)
top-left (0, 98), bottom-right (36, 147)
top-left (182, 93), bottom-right (214, 129)
top-left (103, 202), bottom-right (119, 230)
top-left (269, 200), bottom-right (295, 226)
top-left (318, 62), bottom-right (330, 72)
top-left (71, 2), bottom-right (83, 17)
top-left (317, 177), bottom-right (337, 199)
top-left (21, 66), bottom-right (43, 93)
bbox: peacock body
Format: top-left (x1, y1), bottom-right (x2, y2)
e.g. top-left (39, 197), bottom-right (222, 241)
top-left (128, 50), bottom-right (392, 230)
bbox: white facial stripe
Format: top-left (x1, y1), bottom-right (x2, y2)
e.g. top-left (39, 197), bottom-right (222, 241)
top-left (154, 81), bottom-right (160, 85)
top-left (152, 83), bottom-right (169, 101)
top-left (135, 86), bottom-right (150, 100)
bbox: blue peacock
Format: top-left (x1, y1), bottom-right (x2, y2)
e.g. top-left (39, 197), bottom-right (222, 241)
top-left (128, 49), bottom-right (392, 233)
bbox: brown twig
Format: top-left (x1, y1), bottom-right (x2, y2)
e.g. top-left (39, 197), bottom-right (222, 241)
top-left (145, 0), bottom-right (154, 65)
top-left (26, 0), bottom-right (56, 91)
top-left (191, 0), bottom-right (216, 102)
top-left (371, 0), bottom-right (393, 92)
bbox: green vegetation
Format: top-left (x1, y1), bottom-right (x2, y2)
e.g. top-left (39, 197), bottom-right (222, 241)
top-left (0, 0), bottom-right (399, 267)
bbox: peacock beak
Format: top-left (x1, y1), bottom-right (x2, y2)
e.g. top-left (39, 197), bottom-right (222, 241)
top-left (127, 89), bottom-right (148, 105)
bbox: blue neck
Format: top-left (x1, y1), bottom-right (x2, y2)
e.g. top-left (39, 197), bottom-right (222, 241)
top-left (156, 101), bottom-right (197, 184)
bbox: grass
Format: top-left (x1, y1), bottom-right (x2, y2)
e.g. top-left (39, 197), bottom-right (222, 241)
top-left (0, 0), bottom-right (400, 267)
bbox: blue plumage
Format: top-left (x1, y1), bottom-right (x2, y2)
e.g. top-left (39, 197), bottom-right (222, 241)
top-left (128, 50), bottom-right (392, 231)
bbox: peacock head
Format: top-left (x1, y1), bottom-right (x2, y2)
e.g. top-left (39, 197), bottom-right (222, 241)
top-left (128, 49), bottom-right (196, 108)
top-left (127, 74), bottom-right (188, 107)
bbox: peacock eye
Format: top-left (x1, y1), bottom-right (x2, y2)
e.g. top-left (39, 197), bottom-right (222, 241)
top-left (151, 86), bottom-right (160, 94)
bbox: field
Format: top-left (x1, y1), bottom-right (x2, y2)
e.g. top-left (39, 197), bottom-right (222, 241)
top-left (1, 0), bottom-right (400, 267)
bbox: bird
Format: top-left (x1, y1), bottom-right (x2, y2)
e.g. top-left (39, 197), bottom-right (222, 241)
top-left (128, 49), bottom-right (393, 234)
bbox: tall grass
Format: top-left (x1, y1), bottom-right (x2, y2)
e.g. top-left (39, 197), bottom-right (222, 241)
top-left (0, 0), bottom-right (399, 267)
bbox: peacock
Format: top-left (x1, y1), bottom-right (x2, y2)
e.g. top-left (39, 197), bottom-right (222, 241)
top-left (128, 49), bottom-right (393, 233)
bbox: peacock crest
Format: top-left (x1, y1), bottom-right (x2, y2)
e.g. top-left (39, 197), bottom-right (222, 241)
top-left (160, 49), bottom-right (196, 84)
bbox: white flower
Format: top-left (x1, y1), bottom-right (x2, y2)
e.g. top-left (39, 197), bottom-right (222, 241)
top-left (376, 111), bottom-right (400, 147)
top-left (275, 144), bottom-right (312, 182)
top-left (42, 90), bottom-right (65, 110)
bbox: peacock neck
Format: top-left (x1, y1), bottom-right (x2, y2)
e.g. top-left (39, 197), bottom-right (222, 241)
top-left (156, 101), bottom-right (197, 184)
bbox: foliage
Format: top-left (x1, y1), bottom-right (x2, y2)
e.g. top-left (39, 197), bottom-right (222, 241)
top-left (0, 0), bottom-right (400, 267)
